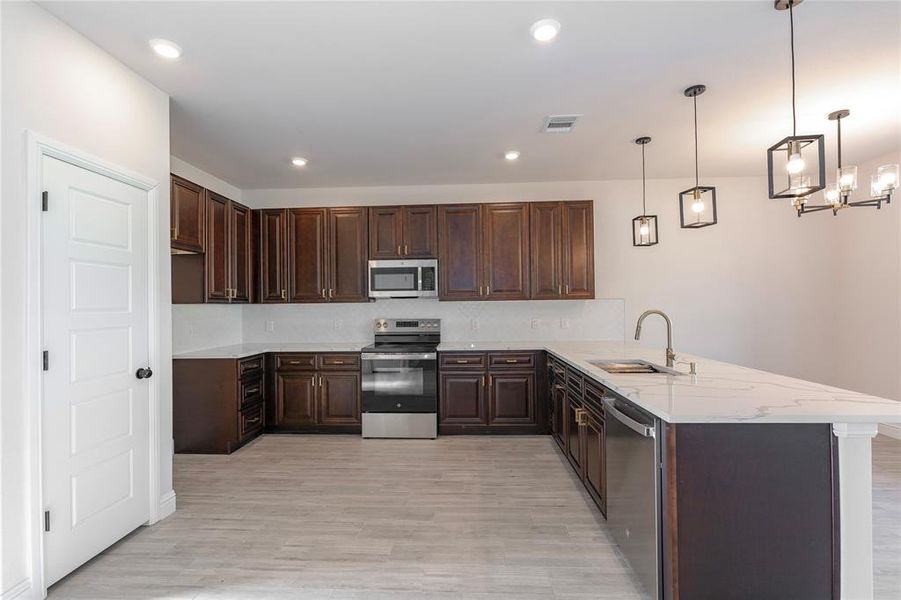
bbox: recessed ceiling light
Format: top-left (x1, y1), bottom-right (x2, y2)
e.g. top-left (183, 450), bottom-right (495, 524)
top-left (505, 150), bottom-right (521, 161)
top-left (291, 157), bottom-right (308, 167)
top-left (149, 38), bottom-right (182, 60)
top-left (530, 19), bottom-right (561, 43)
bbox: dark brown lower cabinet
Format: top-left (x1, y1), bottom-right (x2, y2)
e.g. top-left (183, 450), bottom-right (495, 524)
top-left (268, 353), bottom-right (361, 432)
top-left (439, 351), bottom-right (544, 434)
top-left (173, 355), bottom-right (265, 454)
top-left (581, 398), bottom-right (606, 515)
top-left (547, 359), bottom-right (566, 450)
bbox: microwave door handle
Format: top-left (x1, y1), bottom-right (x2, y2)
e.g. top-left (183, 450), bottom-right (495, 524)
top-left (418, 267), bottom-right (423, 292)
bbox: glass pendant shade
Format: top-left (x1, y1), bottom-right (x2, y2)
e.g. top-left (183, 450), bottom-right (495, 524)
top-left (679, 186), bottom-right (717, 228)
top-left (632, 215), bottom-right (658, 246)
top-left (767, 135), bottom-right (826, 199)
top-left (875, 164), bottom-right (899, 197)
top-left (837, 165), bottom-right (858, 193)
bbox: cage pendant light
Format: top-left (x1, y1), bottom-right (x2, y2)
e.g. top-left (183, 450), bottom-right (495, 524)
top-left (632, 137), bottom-right (659, 247)
top-left (679, 84), bottom-right (717, 228)
top-left (766, 0), bottom-right (825, 202)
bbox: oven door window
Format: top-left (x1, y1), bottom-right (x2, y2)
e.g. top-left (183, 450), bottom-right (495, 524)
top-left (370, 267), bottom-right (419, 293)
top-left (363, 358), bottom-right (437, 413)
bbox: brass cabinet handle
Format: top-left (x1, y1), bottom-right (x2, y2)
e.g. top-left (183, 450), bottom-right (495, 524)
top-left (333, 360), bottom-right (344, 364)
top-left (288, 360), bottom-right (301, 365)
top-left (505, 359), bottom-right (518, 364)
top-left (319, 375), bottom-right (323, 387)
top-left (397, 245), bottom-right (402, 255)
top-left (328, 288), bottom-right (334, 299)
top-left (246, 417), bottom-right (260, 424)
top-left (281, 289), bottom-right (287, 299)
top-left (558, 285), bottom-right (562, 295)
top-left (321, 288), bottom-right (327, 298)
top-left (245, 386), bottom-right (260, 394)
top-left (564, 284), bottom-right (570, 295)
top-left (404, 244), bottom-right (409, 255)
top-left (455, 359), bottom-right (469, 364)
top-left (485, 285), bottom-right (490, 295)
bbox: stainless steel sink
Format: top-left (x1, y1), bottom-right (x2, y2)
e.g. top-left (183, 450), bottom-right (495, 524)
top-left (588, 359), bottom-right (682, 376)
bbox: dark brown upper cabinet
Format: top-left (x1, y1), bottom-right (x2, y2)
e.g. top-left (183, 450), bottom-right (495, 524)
top-left (530, 200), bottom-right (595, 300)
top-left (279, 207), bottom-right (368, 303)
top-left (205, 192), bottom-right (252, 304)
top-left (438, 204), bottom-right (483, 300)
top-left (483, 203), bottom-right (530, 300)
top-left (368, 205), bottom-right (437, 259)
top-left (327, 207), bottom-right (369, 302)
top-left (439, 203), bottom-right (530, 301)
top-left (170, 175), bottom-right (205, 253)
top-left (287, 208), bottom-right (329, 303)
top-left (256, 209), bottom-right (288, 303)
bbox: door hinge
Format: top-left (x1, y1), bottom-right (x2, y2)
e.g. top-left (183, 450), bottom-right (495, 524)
top-left (42, 350), bottom-right (49, 371)
top-left (42, 191), bottom-right (49, 212)
top-left (44, 510), bottom-right (51, 532)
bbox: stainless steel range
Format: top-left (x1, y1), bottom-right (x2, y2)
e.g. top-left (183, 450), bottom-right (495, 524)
top-left (361, 318), bottom-right (439, 439)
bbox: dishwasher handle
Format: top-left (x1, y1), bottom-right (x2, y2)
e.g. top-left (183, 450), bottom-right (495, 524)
top-left (603, 397), bottom-right (656, 438)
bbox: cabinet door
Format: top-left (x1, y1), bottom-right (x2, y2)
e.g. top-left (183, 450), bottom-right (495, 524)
top-left (530, 202), bottom-right (563, 299)
top-left (438, 204), bottom-right (483, 300)
top-left (327, 207), bottom-right (368, 302)
top-left (230, 201), bottom-right (252, 303)
top-left (287, 208), bottom-right (328, 302)
top-left (170, 175), bottom-right (205, 253)
top-left (259, 209), bottom-right (287, 303)
top-left (439, 372), bottom-right (486, 424)
top-left (403, 205), bottom-right (437, 258)
top-left (483, 203), bottom-right (530, 300)
top-left (275, 371), bottom-right (317, 427)
top-left (205, 191), bottom-right (231, 302)
top-left (318, 372), bottom-right (361, 425)
top-left (566, 393), bottom-right (583, 470)
top-left (488, 371), bottom-right (535, 425)
top-left (583, 409), bottom-right (606, 513)
top-left (561, 201), bottom-right (595, 299)
top-left (369, 206), bottom-right (403, 259)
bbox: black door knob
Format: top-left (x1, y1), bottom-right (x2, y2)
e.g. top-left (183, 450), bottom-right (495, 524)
top-left (136, 368), bottom-right (153, 380)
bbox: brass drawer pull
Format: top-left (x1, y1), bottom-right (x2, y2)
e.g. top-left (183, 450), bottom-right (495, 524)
top-left (456, 359), bottom-right (469, 364)
top-left (288, 360), bottom-right (301, 365)
top-left (245, 386), bottom-right (260, 394)
top-left (332, 360), bottom-right (344, 364)
top-left (246, 417), bottom-right (260, 424)
top-left (505, 359), bottom-right (518, 363)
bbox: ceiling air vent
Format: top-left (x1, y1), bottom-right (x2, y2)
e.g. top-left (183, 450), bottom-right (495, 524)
top-left (543, 114), bottom-right (581, 133)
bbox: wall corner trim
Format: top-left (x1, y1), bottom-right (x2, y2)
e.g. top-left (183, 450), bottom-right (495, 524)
top-left (157, 491), bottom-right (177, 521)
top-left (1, 579), bottom-right (33, 600)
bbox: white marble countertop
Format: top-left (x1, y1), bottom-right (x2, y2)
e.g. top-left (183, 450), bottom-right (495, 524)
top-left (173, 342), bottom-right (364, 359)
top-left (173, 339), bottom-right (901, 424)
top-left (440, 340), bottom-right (901, 424)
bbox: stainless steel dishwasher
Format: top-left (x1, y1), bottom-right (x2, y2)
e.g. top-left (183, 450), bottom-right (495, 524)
top-left (603, 395), bottom-right (661, 600)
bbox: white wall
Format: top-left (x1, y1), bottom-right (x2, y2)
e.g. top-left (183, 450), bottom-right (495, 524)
top-left (241, 176), bottom-right (842, 385)
top-left (1, 3), bottom-right (172, 597)
top-left (171, 155), bottom-right (242, 202)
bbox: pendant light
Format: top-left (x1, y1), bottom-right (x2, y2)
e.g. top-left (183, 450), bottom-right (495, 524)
top-left (679, 84), bottom-right (717, 228)
top-left (795, 109), bottom-right (898, 217)
top-left (632, 137), bottom-right (658, 247)
top-left (766, 0), bottom-right (825, 203)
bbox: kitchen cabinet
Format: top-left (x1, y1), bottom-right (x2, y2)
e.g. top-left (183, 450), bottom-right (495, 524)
top-left (173, 354), bottom-right (265, 454)
top-left (438, 204), bottom-right (483, 300)
top-left (281, 207), bottom-right (368, 303)
top-left (170, 174), bottom-right (205, 253)
top-left (256, 209), bottom-right (288, 303)
top-left (547, 357), bottom-right (566, 450)
top-left (529, 201), bottom-right (595, 299)
top-left (369, 205), bottom-right (437, 259)
top-left (204, 191), bottom-right (252, 303)
top-left (581, 382), bottom-right (606, 514)
top-left (269, 352), bottom-right (362, 431)
top-left (438, 351), bottom-right (544, 433)
top-left (482, 203), bottom-right (530, 300)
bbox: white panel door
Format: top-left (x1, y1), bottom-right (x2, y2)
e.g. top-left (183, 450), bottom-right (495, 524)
top-left (42, 155), bottom-right (151, 585)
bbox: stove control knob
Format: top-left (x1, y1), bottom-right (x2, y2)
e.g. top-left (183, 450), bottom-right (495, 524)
top-left (396, 403), bottom-right (402, 408)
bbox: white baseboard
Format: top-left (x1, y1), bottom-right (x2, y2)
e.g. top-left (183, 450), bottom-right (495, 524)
top-left (157, 490), bottom-right (177, 521)
top-left (2, 578), bottom-right (33, 600)
top-left (879, 423), bottom-right (901, 440)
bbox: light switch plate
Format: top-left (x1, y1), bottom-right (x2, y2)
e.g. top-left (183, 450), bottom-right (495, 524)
top-left (531, 318), bottom-right (541, 329)
top-left (265, 320), bottom-right (275, 333)
top-left (471, 318), bottom-right (480, 331)
top-left (560, 318), bottom-right (571, 329)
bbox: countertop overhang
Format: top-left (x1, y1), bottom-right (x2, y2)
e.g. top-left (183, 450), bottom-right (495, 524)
top-left (173, 340), bottom-right (901, 425)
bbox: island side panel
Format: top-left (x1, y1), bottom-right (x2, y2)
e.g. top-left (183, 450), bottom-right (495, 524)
top-left (662, 423), bottom-right (837, 600)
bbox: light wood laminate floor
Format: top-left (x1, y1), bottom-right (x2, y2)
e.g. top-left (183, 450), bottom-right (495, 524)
top-left (47, 434), bottom-right (901, 599)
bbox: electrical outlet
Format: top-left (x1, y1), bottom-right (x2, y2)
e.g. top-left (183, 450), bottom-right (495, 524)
top-left (531, 318), bottom-right (541, 330)
top-left (471, 318), bottom-right (480, 331)
top-left (334, 318), bottom-right (343, 331)
top-left (189, 325), bottom-right (198, 337)
top-left (265, 320), bottom-right (275, 333)
top-left (560, 318), bottom-right (571, 329)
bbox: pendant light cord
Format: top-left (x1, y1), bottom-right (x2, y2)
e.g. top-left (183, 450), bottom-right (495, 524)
top-left (641, 143), bottom-right (647, 215)
top-left (789, 0), bottom-right (797, 136)
top-left (693, 95), bottom-right (700, 187)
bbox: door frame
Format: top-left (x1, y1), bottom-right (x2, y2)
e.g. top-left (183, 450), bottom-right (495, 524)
top-left (24, 131), bottom-right (164, 597)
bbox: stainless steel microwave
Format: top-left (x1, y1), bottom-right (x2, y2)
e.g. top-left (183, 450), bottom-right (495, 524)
top-left (368, 259), bottom-right (438, 298)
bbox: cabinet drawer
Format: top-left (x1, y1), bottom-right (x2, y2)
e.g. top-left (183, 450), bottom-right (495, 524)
top-left (583, 380), bottom-right (605, 414)
top-left (239, 401), bottom-right (264, 441)
top-left (276, 354), bottom-right (316, 371)
top-left (488, 352), bottom-right (536, 370)
top-left (566, 368), bottom-right (584, 394)
top-left (440, 353), bottom-right (487, 370)
top-left (240, 376), bottom-right (263, 409)
top-left (239, 354), bottom-right (264, 377)
top-left (318, 353), bottom-right (361, 371)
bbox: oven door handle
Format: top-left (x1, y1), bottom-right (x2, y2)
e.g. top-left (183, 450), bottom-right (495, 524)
top-left (362, 353), bottom-right (436, 361)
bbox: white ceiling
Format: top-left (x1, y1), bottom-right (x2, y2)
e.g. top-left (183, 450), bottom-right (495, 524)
top-left (41, 1), bottom-right (900, 190)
